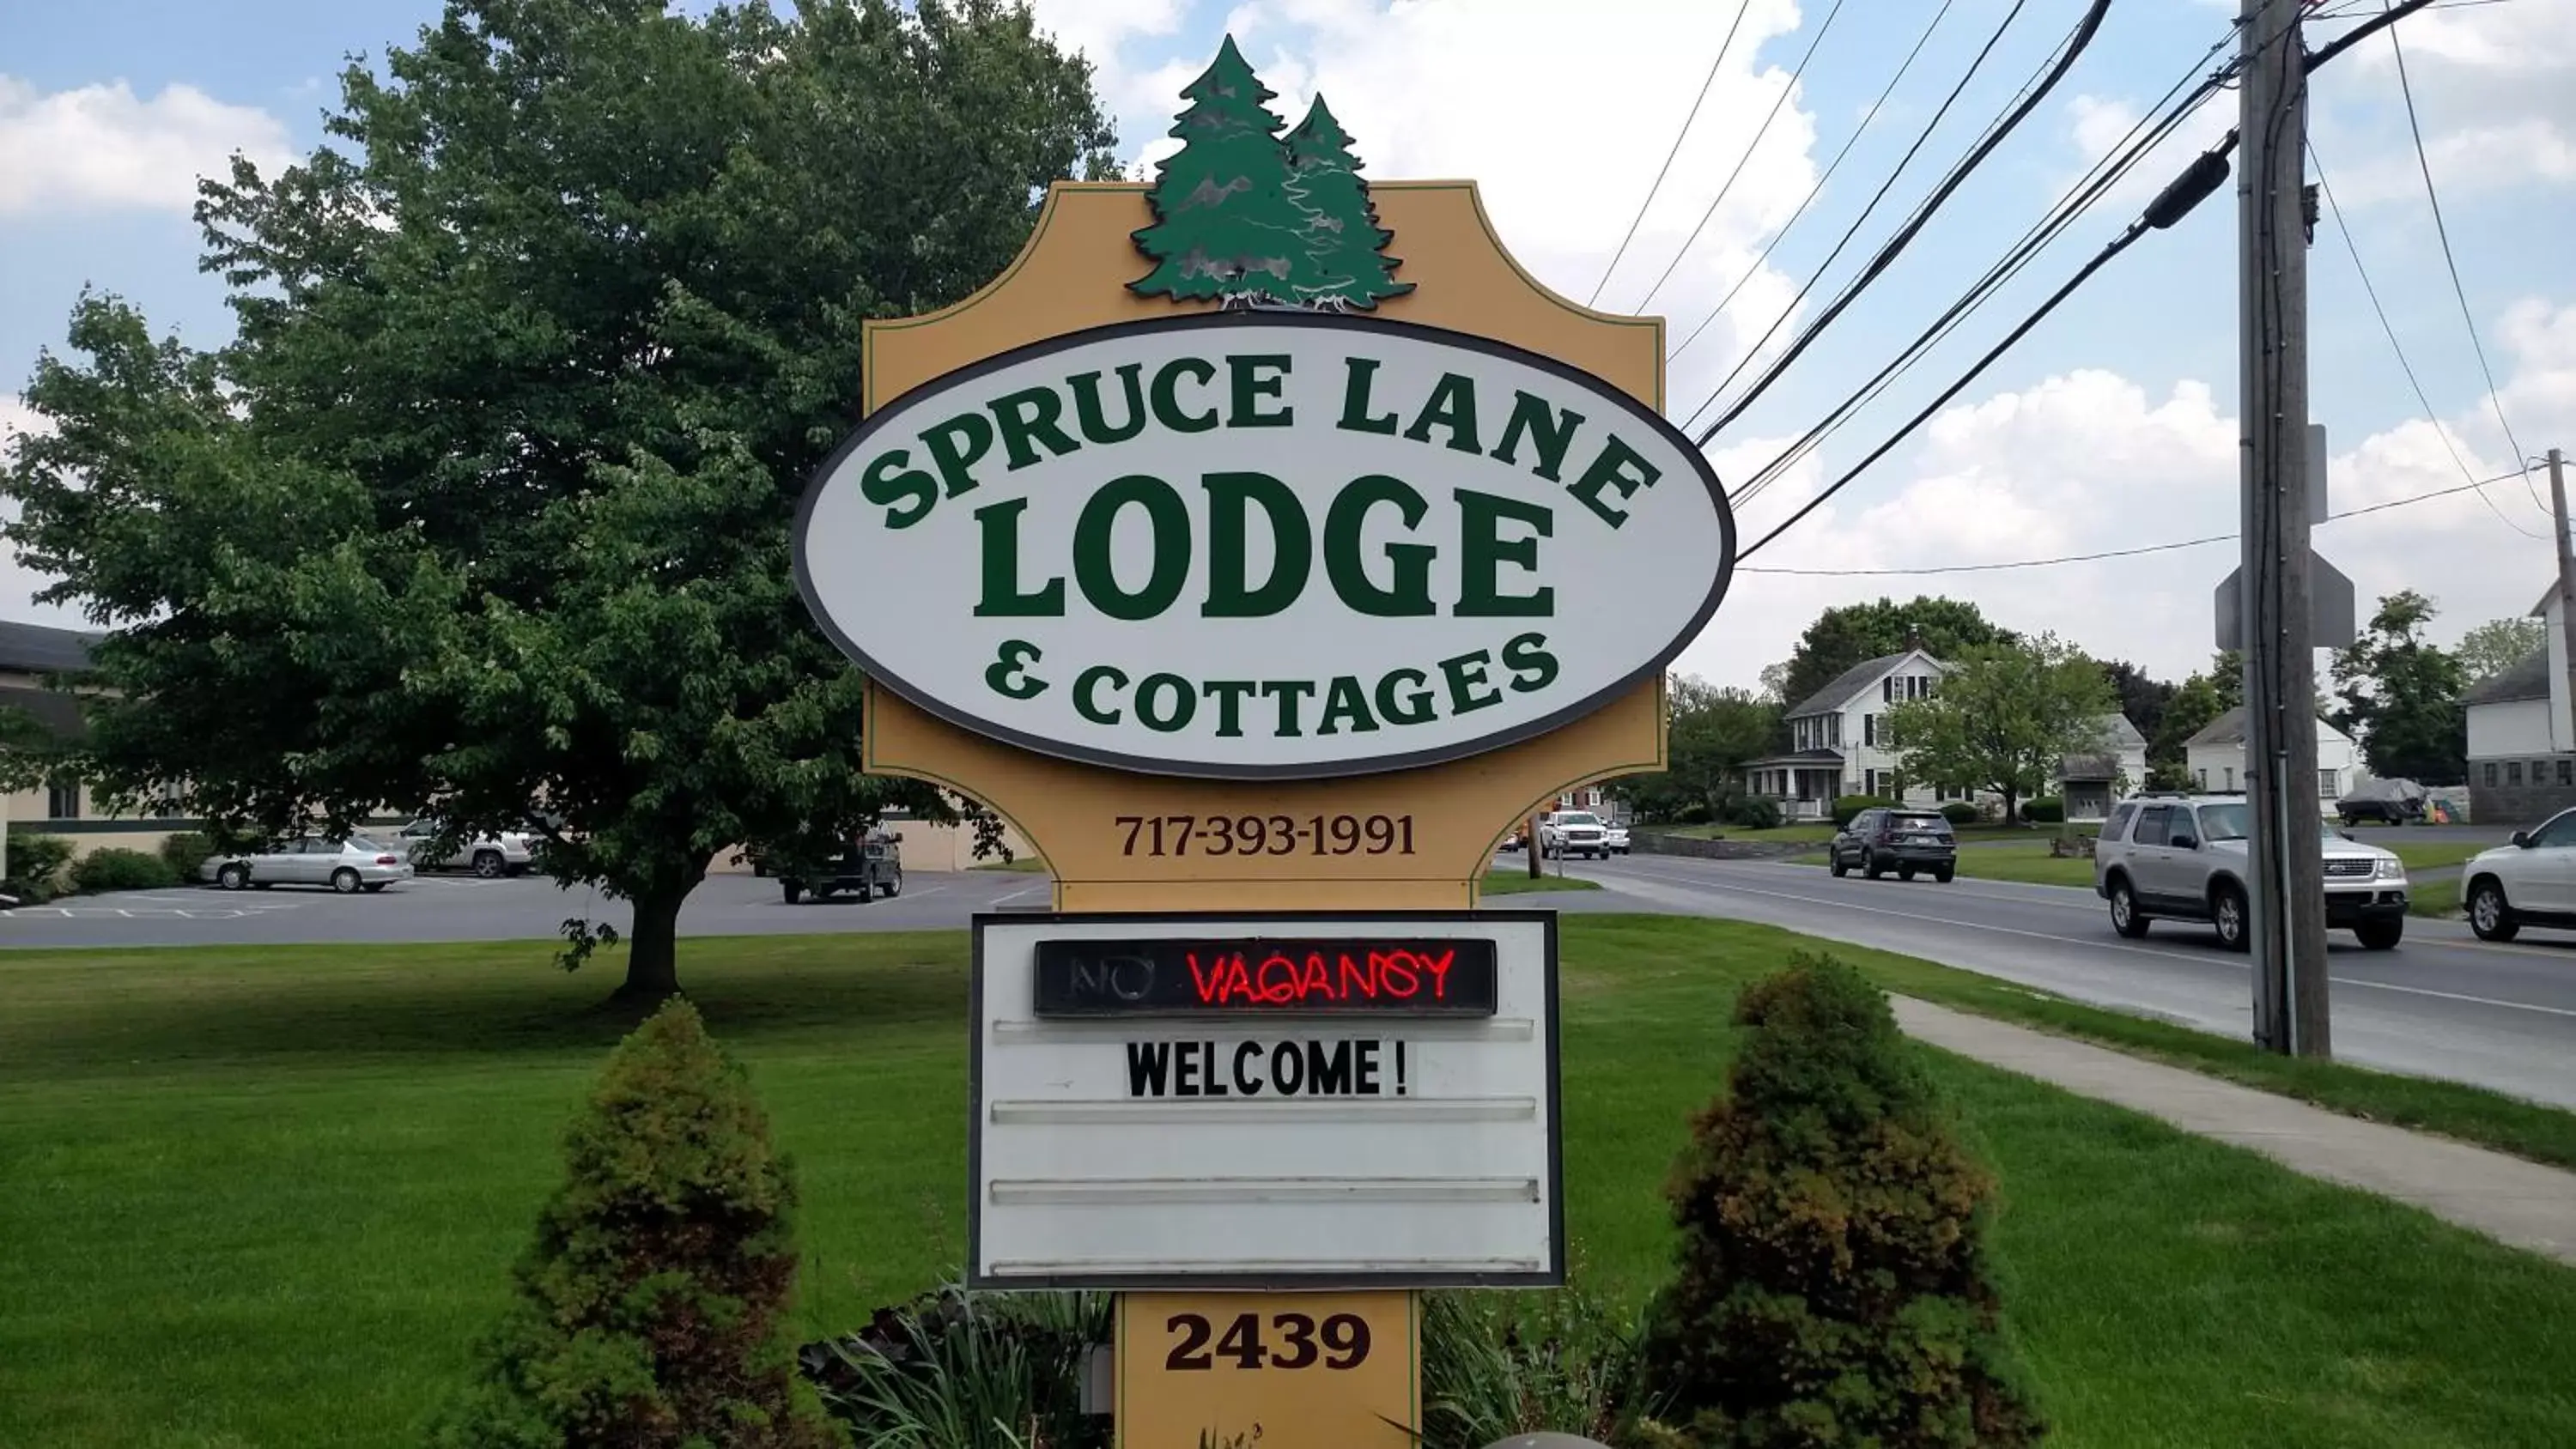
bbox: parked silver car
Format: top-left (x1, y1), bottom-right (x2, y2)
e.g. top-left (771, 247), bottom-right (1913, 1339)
top-left (201, 834), bottom-right (415, 894)
top-left (395, 817), bottom-right (537, 877)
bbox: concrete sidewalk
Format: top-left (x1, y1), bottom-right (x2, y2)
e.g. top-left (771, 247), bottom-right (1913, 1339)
top-left (1893, 996), bottom-right (2576, 1266)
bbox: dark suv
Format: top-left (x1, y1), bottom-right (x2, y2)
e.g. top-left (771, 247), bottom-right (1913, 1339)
top-left (779, 830), bottom-right (904, 905)
top-left (1827, 808), bottom-right (1958, 882)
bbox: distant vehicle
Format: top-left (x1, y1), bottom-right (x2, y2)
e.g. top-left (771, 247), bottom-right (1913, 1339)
top-left (2094, 792), bottom-right (2406, 949)
top-left (395, 817), bottom-right (537, 877)
top-left (202, 834), bottom-right (413, 894)
top-left (2461, 809), bottom-right (2576, 942)
top-left (1538, 810), bottom-right (1610, 859)
top-left (780, 830), bottom-right (904, 905)
top-left (1603, 822), bottom-right (1631, 856)
top-left (1827, 808), bottom-right (1957, 882)
top-left (2336, 778), bottom-right (2427, 828)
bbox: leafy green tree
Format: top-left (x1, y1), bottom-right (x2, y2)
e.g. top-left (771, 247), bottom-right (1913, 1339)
top-left (1769, 597), bottom-right (2014, 720)
top-left (1886, 633), bottom-right (2117, 823)
top-left (2099, 658), bottom-right (2173, 745)
top-left (2, 0), bottom-right (1111, 1003)
top-left (2457, 615), bottom-right (2547, 685)
top-left (1130, 35), bottom-right (1307, 306)
top-left (2150, 652), bottom-right (2243, 780)
top-left (1283, 95), bottom-right (1411, 310)
top-left (431, 998), bottom-right (844, 1448)
top-left (2332, 590), bottom-right (2467, 785)
top-left (1635, 955), bottom-right (2040, 1448)
top-left (1617, 677), bottom-right (1779, 822)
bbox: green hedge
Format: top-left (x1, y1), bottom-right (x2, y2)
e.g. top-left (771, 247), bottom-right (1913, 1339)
top-left (2022, 797), bottom-right (2065, 824)
top-left (70, 848), bottom-right (181, 894)
top-left (3, 834), bottom-right (76, 904)
top-left (1832, 795), bottom-right (1896, 828)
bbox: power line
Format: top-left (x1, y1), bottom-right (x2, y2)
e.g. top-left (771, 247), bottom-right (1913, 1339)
top-left (2307, 139), bottom-right (2545, 537)
top-left (1674, 0), bottom-right (2038, 407)
top-left (1666, 0), bottom-right (1959, 364)
top-left (2381, 3), bottom-right (2543, 513)
top-left (1629, 0), bottom-right (1854, 313)
top-left (1690, 0), bottom-right (2114, 445)
top-left (1586, 3), bottom-right (1753, 308)
top-left (1723, 30), bottom-right (2239, 514)
top-left (1727, 0), bottom-right (2448, 563)
top-left (1736, 469), bottom-right (2532, 574)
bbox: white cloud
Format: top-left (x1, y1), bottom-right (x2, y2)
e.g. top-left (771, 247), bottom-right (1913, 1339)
top-left (0, 76), bottom-right (292, 218)
top-left (2315, 0), bottom-right (2576, 205)
top-left (1668, 297), bottom-right (2576, 689)
top-left (0, 394), bottom-right (82, 629)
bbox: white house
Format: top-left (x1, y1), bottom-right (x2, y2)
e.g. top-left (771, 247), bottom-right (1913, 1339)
top-left (1743, 650), bottom-right (1947, 820)
top-left (2182, 706), bottom-right (2360, 810)
top-left (2462, 584), bottom-right (2576, 822)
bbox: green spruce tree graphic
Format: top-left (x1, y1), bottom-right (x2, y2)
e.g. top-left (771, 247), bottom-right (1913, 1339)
top-left (1130, 36), bottom-right (1309, 306)
top-left (1285, 95), bottom-right (1413, 310)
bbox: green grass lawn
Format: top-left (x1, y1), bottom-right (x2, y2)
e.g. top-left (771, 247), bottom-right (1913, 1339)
top-left (5, 921), bottom-right (2575, 1447)
top-left (1478, 868), bottom-right (1604, 895)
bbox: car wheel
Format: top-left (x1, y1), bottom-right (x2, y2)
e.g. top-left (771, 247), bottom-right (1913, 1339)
top-left (471, 850), bottom-right (504, 879)
top-left (2469, 879), bottom-right (2519, 942)
top-left (2211, 882), bottom-right (2251, 952)
top-left (1862, 849), bottom-right (1885, 881)
top-left (781, 881), bottom-right (803, 905)
top-left (2108, 878), bottom-right (2150, 938)
top-left (1898, 864), bottom-right (1917, 882)
top-left (1827, 849), bottom-right (1848, 877)
top-left (882, 868), bottom-right (902, 899)
top-left (2355, 918), bottom-right (2403, 950)
top-left (854, 880), bottom-right (874, 904)
top-left (216, 863), bottom-right (249, 891)
top-left (1933, 865), bottom-right (1955, 883)
top-left (330, 868), bottom-right (362, 895)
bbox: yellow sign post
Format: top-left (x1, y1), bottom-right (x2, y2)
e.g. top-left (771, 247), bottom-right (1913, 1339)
top-left (793, 38), bottom-right (1729, 1449)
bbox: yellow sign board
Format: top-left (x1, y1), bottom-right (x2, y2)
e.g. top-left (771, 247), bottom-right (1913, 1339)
top-left (1115, 1290), bottom-right (1418, 1449)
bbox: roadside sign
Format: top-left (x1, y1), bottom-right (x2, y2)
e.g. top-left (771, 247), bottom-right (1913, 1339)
top-left (969, 910), bottom-right (1563, 1289)
top-left (795, 314), bottom-right (1735, 779)
top-left (1114, 1290), bottom-right (1417, 1449)
top-left (2215, 424), bottom-right (2354, 650)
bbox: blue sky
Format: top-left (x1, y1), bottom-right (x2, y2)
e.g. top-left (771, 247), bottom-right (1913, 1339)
top-left (5, 0), bottom-right (2573, 687)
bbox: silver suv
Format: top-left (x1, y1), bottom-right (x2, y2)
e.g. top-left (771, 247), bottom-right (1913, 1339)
top-left (2093, 793), bottom-right (2409, 950)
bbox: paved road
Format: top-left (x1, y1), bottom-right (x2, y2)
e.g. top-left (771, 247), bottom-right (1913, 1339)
top-left (0, 868), bottom-right (1058, 949)
top-left (1565, 852), bottom-right (2576, 1110)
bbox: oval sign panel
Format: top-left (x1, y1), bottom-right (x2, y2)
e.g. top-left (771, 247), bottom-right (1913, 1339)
top-left (796, 312), bottom-right (1735, 779)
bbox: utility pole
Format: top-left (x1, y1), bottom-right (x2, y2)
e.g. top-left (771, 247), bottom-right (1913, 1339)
top-left (2237, 0), bottom-right (2330, 1058)
top-left (2551, 447), bottom-right (2576, 753)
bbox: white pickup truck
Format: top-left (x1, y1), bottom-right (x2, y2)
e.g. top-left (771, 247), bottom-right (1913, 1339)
top-left (1539, 809), bottom-right (1612, 860)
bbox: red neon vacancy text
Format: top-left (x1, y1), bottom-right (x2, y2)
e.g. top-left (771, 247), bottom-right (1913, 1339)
top-left (1184, 948), bottom-right (1455, 1009)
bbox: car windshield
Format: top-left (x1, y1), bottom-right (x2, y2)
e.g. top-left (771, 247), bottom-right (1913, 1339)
top-left (1890, 814), bottom-right (1951, 834)
top-left (1558, 813), bottom-right (1601, 826)
top-left (2196, 803), bottom-right (2250, 842)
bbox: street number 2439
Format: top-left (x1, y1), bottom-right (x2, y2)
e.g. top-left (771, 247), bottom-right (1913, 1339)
top-left (1165, 1311), bottom-right (1371, 1372)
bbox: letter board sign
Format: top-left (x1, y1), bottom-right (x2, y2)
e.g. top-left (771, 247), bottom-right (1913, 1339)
top-left (969, 910), bottom-right (1562, 1289)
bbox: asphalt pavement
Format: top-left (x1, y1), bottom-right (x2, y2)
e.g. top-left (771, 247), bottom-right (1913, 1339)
top-left (1565, 852), bottom-right (2576, 1110)
top-left (0, 867), bottom-right (1058, 949)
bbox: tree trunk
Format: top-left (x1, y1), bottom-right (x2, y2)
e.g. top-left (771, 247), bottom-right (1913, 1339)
top-left (1526, 812), bottom-right (1543, 878)
top-left (615, 885), bottom-right (689, 1005)
top-left (2003, 789), bottom-right (2020, 827)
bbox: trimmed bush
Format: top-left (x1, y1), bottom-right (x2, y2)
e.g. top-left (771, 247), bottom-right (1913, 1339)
top-left (1673, 802), bottom-right (1716, 827)
top-left (2021, 797), bottom-right (2065, 824)
top-left (430, 999), bottom-right (845, 1449)
top-left (1634, 955), bottom-right (2041, 1448)
top-left (1831, 795), bottom-right (1895, 828)
top-left (3, 832), bottom-right (76, 904)
top-left (1719, 796), bottom-right (1780, 831)
top-left (158, 831), bottom-right (214, 881)
top-left (69, 847), bottom-right (179, 894)
top-left (1939, 801), bottom-right (1981, 826)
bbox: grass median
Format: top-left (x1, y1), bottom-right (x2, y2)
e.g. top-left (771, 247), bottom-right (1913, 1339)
top-left (3, 919), bottom-right (2573, 1447)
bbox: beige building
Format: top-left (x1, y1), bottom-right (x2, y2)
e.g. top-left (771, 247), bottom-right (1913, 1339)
top-left (1, 621), bottom-right (195, 867)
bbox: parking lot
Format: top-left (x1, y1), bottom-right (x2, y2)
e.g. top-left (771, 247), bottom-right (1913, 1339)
top-left (0, 866), bottom-right (1060, 949)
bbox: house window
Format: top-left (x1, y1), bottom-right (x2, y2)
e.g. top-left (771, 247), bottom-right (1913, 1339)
top-left (2538, 761), bottom-right (2552, 787)
top-left (1864, 713), bottom-right (1878, 746)
top-left (1883, 677), bottom-right (1895, 702)
top-left (2224, 767), bottom-right (2236, 791)
top-left (2488, 762), bottom-right (2500, 787)
top-left (2560, 761), bottom-right (2571, 787)
top-left (45, 778), bottom-right (80, 821)
top-left (2196, 768), bottom-right (2208, 789)
top-left (2318, 769), bottom-right (2338, 798)
top-left (1827, 714), bottom-right (1842, 746)
top-left (2511, 761), bottom-right (2525, 785)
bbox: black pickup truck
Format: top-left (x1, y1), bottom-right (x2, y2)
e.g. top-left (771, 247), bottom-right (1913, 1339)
top-left (775, 829), bottom-right (904, 905)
